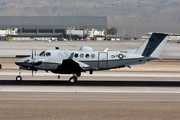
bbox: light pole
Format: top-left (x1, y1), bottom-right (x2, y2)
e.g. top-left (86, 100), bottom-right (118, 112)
top-left (135, 18), bottom-right (137, 37)
top-left (117, 27), bottom-right (118, 37)
top-left (122, 26), bottom-right (125, 36)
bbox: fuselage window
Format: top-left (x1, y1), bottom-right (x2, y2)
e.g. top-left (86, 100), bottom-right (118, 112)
top-left (39, 51), bottom-right (45, 56)
top-left (74, 53), bottom-right (78, 58)
top-left (57, 53), bottom-right (61, 57)
top-left (63, 53), bottom-right (67, 57)
top-left (86, 54), bottom-right (90, 58)
top-left (80, 53), bottom-right (84, 58)
top-left (111, 55), bottom-right (115, 58)
top-left (91, 54), bottom-right (95, 58)
top-left (46, 52), bottom-right (51, 57)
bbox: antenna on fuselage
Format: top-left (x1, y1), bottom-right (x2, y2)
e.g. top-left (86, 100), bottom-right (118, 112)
top-left (55, 47), bottom-right (59, 50)
top-left (104, 48), bottom-right (109, 52)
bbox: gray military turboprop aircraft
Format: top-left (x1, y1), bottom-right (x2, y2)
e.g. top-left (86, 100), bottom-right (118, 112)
top-left (15, 32), bottom-right (173, 83)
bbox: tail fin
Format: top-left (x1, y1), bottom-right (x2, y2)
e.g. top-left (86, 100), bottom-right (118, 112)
top-left (135, 32), bottom-right (173, 58)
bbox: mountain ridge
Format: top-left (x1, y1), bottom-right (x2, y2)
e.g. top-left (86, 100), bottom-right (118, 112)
top-left (0, 0), bottom-right (180, 35)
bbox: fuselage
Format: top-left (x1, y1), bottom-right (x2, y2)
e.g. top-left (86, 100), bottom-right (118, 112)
top-left (15, 47), bottom-right (149, 74)
top-left (14, 33), bottom-right (172, 83)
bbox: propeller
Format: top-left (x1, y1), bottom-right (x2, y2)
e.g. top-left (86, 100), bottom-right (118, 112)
top-left (31, 49), bottom-right (37, 77)
top-left (35, 49), bottom-right (36, 56)
top-left (31, 49), bottom-right (39, 76)
top-left (32, 49), bottom-right (34, 77)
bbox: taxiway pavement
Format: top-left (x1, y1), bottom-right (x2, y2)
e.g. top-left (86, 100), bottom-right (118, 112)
top-left (0, 40), bottom-right (180, 59)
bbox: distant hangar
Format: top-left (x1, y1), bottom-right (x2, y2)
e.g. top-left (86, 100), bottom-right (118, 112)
top-left (0, 16), bottom-right (107, 40)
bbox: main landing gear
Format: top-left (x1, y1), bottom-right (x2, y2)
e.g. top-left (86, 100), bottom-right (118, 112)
top-left (68, 73), bottom-right (80, 83)
top-left (57, 73), bottom-right (79, 83)
top-left (69, 76), bottom-right (77, 83)
top-left (57, 74), bottom-right (78, 83)
top-left (16, 68), bottom-right (22, 82)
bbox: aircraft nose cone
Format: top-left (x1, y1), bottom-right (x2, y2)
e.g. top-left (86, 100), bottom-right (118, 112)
top-left (15, 57), bottom-right (31, 67)
top-left (15, 60), bottom-right (20, 66)
top-left (15, 59), bottom-right (24, 66)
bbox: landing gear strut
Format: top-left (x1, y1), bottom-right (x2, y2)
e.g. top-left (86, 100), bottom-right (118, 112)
top-left (58, 75), bottom-right (60, 79)
top-left (16, 67), bottom-right (22, 82)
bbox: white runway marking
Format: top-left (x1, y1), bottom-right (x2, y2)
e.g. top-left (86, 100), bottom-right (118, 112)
top-left (0, 85), bottom-right (180, 93)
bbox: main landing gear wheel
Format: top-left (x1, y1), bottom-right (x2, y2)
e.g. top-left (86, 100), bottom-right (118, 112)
top-left (69, 76), bottom-right (77, 83)
top-left (16, 76), bottom-right (22, 82)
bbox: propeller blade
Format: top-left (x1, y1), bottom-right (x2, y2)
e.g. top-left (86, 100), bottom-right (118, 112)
top-left (32, 49), bottom-right (33, 60)
top-left (32, 60), bottom-right (34, 77)
top-left (35, 49), bottom-right (36, 55)
top-left (31, 49), bottom-right (34, 77)
top-left (32, 68), bottom-right (33, 77)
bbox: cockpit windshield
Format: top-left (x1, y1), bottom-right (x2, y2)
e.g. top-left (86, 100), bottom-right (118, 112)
top-left (39, 51), bottom-right (45, 56)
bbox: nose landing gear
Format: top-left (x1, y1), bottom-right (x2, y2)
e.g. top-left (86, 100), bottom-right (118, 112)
top-left (16, 68), bottom-right (22, 82)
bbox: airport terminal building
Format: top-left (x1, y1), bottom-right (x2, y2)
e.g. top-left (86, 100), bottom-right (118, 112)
top-left (0, 16), bottom-right (107, 41)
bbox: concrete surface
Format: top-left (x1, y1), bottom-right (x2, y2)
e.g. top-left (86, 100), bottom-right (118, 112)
top-left (0, 101), bottom-right (180, 120)
top-left (0, 40), bottom-right (180, 58)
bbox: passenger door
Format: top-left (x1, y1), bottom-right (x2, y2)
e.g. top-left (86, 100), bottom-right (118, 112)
top-left (98, 52), bottom-right (108, 69)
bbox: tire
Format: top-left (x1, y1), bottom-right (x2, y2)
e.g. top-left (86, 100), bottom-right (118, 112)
top-left (69, 76), bottom-right (77, 83)
top-left (16, 76), bottom-right (22, 82)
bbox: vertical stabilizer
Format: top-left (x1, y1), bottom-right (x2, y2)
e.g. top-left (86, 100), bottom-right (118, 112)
top-left (135, 33), bottom-right (173, 58)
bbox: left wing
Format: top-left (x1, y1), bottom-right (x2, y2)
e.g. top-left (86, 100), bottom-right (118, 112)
top-left (62, 53), bottom-right (90, 71)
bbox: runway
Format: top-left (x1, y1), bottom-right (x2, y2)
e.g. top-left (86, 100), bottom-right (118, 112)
top-left (0, 71), bottom-right (180, 101)
top-left (0, 59), bottom-right (180, 100)
top-left (1, 78), bottom-right (178, 120)
top-left (0, 78), bottom-right (180, 94)
top-left (1, 74), bottom-right (180, 119)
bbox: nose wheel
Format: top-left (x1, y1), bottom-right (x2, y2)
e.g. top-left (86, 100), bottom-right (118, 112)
top-left (16, 76), bottom-right (22, 82)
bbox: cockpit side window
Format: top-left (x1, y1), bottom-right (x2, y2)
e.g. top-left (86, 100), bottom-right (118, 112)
top-left (46, 52), bottom-right (51, 57)
top-left (39, 51), bottom-right (45, 56)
